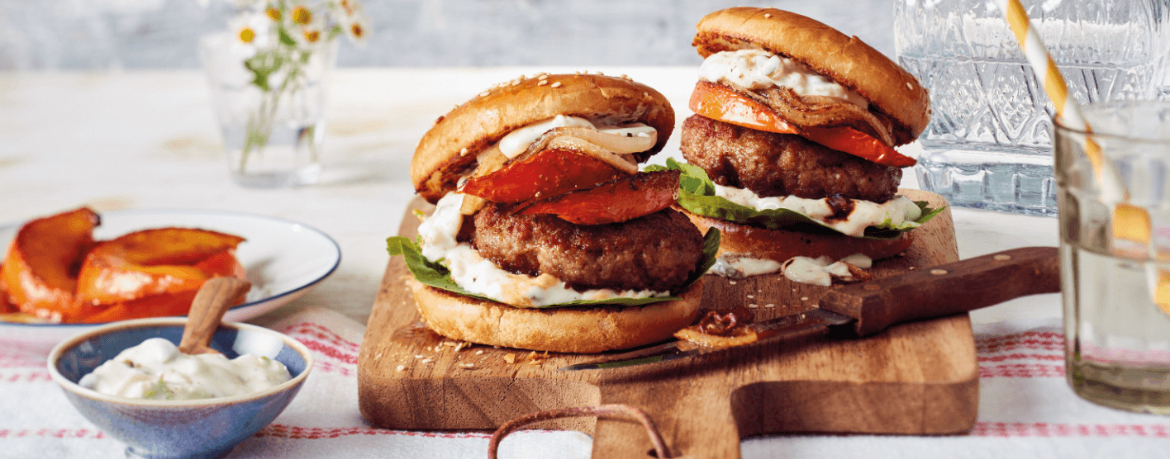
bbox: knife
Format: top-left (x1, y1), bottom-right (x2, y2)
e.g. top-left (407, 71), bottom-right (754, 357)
top-left (559, 246), bottom-right (1060, 371)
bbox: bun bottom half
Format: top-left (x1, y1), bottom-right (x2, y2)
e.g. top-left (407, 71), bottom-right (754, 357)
top-left (682, 209), bottom-right (913, 263)
top-left (409, 280), bottom-right (704, 354)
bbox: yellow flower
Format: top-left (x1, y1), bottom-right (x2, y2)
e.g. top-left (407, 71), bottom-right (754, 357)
top-left (229, 12), bottom-right (272, 48)
top-left (302, 28), bottom-right (321, 43)
top-left (238, 26), bottom-right (256, 43)
top-left (265, 7), bottom-right (281, 21)
top-left (340, 13), bottom-right (369, 46)
top-left (291, 6), bottom-right (312, 25)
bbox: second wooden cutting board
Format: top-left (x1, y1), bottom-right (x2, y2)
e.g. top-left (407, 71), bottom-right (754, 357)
top-left (358, 188), bottom-right (970, 459)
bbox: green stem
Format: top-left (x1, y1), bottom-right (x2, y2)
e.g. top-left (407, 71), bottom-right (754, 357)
top-left (240, 45), bottom-right (306, 174)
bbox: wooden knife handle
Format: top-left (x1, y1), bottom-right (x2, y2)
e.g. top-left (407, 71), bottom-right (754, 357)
top-left (819, 246), bottom-right (1059, 337)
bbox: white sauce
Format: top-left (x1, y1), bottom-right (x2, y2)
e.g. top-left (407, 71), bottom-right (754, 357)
top-left (698, 49), bottom-right (868, 109)
top-left (79, 338), bottom-right (291, 401)
top-left (418, 193), bottom-right (670, 307)
top-left (709, 252), bottom-right (873, 281)
top-left (496, 115), bottom-right (656, 159)
top-left (710, 254), bottom-right (782, 279)
top-left (781, 254), bottom-right (873, 286)
top-left (713, 184), bottom-right (922, 237)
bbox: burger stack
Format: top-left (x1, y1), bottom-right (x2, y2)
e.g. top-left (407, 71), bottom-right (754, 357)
top-left (391, 7), bottom-right (936, 353)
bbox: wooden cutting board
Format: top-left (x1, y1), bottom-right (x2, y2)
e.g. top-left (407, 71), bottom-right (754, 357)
top-left (358, 189), bottom-right (970, 458)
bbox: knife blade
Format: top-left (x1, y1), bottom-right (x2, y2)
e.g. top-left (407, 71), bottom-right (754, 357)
top-left (559, 246), bottom-right (1059, 371)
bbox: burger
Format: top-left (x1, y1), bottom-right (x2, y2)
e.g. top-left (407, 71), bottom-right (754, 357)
top-left (389, 73), bottom-right (719, 353)
top-left (657, 7), bottom-right (941, 278)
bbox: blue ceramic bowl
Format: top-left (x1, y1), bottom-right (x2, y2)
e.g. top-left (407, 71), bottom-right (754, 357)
top-left (47, 318), bottom-right (314, 459)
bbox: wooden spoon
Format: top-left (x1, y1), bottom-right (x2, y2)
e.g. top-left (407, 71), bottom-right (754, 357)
top-left (178, 277), bottom-right (252, 355)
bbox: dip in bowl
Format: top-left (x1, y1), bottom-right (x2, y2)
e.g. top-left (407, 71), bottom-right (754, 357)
top-left (47, 318), bottom-right (313, 459)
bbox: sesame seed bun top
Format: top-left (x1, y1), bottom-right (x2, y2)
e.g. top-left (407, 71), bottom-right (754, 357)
top-left (693, 7), bottom-right (931, 145)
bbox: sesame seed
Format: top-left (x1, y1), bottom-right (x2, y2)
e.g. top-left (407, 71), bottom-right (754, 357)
top-left (747, 295), bottom-right (755, 299)
top-left (538, 80), bottom-right (548, 86)
top-left (764, 13), bottom-right (772, 18)
top-left (930, 269), bottom-right (948, 275)
top-left (421, 358), bottom-right (433, 364)
top-left (460, 147), bottom-right (469, 156)
top-left (414, 354), bottom-right (423, 359)
top-left (765, 303), bottom-right (775, 308)
top-left (907, 82), bottom-right (913, 90)
top-left (994, 254), bottom-right (1011, 261)
top-left (801, 297), bottom-right (808, 301)
top-left (908, 267), bottom-right (916, 270)
top-left (551, 82), bottom-right (562, 88)
top-left (748, 304), bottom-right (758, 308)
top-left (396, 365), bottom-right (405, 371)
top-left (729, 280), bottom-right (737, 285)
top-left (475, 350), bottom-right (484, 355)
top-left (478, 91), bottom-right (489, 97)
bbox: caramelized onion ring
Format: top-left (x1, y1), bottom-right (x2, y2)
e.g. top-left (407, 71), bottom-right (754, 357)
top-left (728, 83), bottom-right (896, 147)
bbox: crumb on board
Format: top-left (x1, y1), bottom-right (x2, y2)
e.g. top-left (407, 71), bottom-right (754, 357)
top-left (504, 353), bottom-right (517, 364)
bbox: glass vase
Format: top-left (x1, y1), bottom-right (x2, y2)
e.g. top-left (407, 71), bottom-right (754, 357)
top-left (199, 32), bottom-right (337, 188)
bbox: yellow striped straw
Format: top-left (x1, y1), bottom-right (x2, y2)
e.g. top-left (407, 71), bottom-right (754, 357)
top-left (998, 0), bottom-right (1167, 309)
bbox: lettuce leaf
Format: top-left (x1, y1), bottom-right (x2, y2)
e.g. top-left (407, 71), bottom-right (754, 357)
top-left (647, 158), bottom-right (943, 240)
top-left (386, 227), bottom-right (720, 309)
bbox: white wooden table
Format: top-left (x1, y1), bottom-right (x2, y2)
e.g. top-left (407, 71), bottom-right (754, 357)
top-left (1, 68), bottom-right (1095, 459)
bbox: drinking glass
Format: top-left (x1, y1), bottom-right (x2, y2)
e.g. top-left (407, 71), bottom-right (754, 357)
top-left (199, 33), bottom-right (336, 188)
top-left (896, 0), bottom-right (1168, 216)
top-left (1056, 101), bottom-right (1170, 413)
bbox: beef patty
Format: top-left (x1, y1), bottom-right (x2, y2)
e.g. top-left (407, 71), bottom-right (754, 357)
top-left (680, 115), bottom-right (901, 203)
top-left (473, 205), bottom-right (703, 292)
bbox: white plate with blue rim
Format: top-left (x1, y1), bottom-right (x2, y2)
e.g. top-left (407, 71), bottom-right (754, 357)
top-left (0, 209), bottom-right (341, 356)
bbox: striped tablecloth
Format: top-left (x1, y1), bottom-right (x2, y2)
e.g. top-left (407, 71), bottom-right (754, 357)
top-left (3, 309), bottom-right (1168, 459)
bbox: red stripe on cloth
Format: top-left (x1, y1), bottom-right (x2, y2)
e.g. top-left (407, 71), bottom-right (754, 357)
top-left (281, 323), bottom-right (361, 351)
top-left (979, 364), bottom-right (1065, 378)
top-left (315, 361), bottom-right (354, 377)
top-left (978, 353), bottom-right (1064, 363)
top-left (972, 422), bottom-right (1170, 437)
top-left (296, 338), bottom-right (358, 365)
top-left (977, 338), bottom-right (1064, 354)
top-left (255, 424), bottom-right (492, 440)
top-left (0, 371), bottom-right (51, 383)
top-left (0, 429), bottom-right (105, 439)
